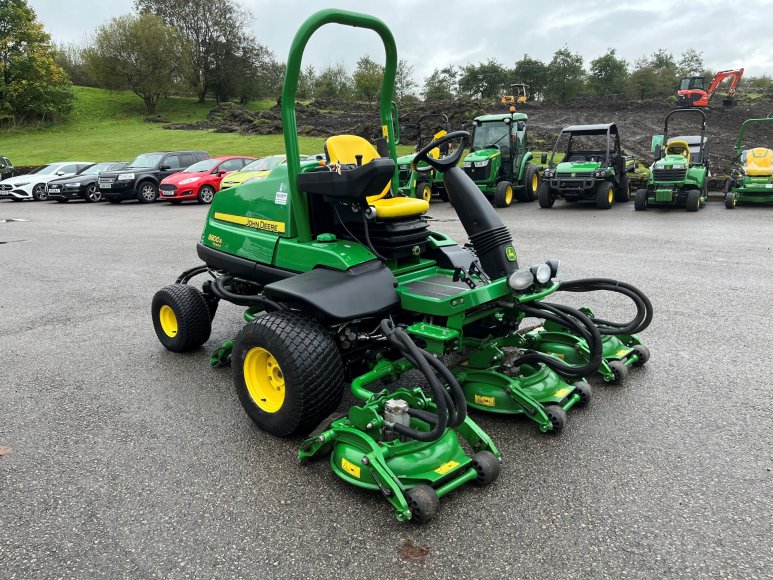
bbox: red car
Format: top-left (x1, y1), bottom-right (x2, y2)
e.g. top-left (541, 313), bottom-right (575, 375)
top-left (159, 156), bottom-right (255, 204)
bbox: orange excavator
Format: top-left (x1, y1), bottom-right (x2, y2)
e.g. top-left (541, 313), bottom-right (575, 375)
top-left (676, 68), bottom-right (744, 108)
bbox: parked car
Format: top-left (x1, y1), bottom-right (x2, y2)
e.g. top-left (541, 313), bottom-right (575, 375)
top-left (0, 156), bottom-right (13, 180)
top-left (0, 162), bottom-right (93, 201)
top-left (47, 162), bottom-right (128, 203)
top-left (219, 155), bottom-right (306, 189)
top-left (97, 151), bottom-right (209, 204)
top-left (159, 156), bottom-right (255, 204)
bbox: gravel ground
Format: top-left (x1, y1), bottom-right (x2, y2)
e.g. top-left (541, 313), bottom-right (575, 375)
top-left (1, 196), bottom-right (771, 578)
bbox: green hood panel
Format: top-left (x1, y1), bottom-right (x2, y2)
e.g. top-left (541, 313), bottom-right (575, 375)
top-left (397, 153), bottom-right (416, 166)
top-left (653, 155), bottom-right (689, 169)
top-left (555, 161), bottom-right (600, 174)
top-left (464, 148), bottom-right (499, 163)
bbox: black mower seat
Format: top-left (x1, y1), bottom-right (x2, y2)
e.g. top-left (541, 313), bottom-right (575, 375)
top-left (298, 158), bottom-right (395, 202)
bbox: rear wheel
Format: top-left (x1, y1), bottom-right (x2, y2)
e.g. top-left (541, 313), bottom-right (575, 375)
top-left (233, 311), bottom-right (345, 437)
top-left (537, 180), bottom-right (554, 208)
top-left (725, 192), bottom-right (737, 209)
top-left (615, 175), bottom-right (630, 202)
top-left (518, 163), bottom-right (539, 202)
top-left (152, 284), bottom-right (212, 352)
top-left (137, 181), bottom-right (158, 203)
top-left (494, 180), bottom-right (513, 208)
top-left (416, 181), bottom-right (432, 203)
top-left (85, 184), bottom-right (102, 202)
top-left (686, 189), bottom-right (701, 212)
top-left (634, 189), bottom-right (648, 211)
top-left (32, 183), bottom-right (48, 201)
top-left (595, 181), bottom-right (614, 209)
top-left (197, 185), bottom-right (216, 204)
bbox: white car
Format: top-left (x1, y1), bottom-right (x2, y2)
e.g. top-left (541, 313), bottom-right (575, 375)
top-left (0, 162), bottom-right (93, 201)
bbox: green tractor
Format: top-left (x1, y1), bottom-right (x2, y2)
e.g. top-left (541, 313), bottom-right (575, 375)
top-left (635, 109), bottom-right (709, 212)
top-left (151, 9), bottom-right (653, 523)
top-left (538, 123), bottom-right (635, 209)
top-left (461, 109), bottom-right (541, 207)
top-left (724, 117), bottom-right (773, 208)
top-left (397, 114), bottom-right (452, 202)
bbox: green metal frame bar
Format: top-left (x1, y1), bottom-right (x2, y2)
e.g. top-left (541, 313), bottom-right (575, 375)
top-left (736, 118), bottom-right (773, 156)
top-left (281, 9), bottom-right (399, 242)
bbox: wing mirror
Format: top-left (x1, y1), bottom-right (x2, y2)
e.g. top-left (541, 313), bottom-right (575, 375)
top-left (55, 171), bottom-right (65, 176)
top-left (540, 153), bottom-right (548, 164)
top-left (651, 134), bottom-right (664, 153)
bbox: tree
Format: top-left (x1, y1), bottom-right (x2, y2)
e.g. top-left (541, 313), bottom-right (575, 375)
top-left (207, 37), bottom-right (282, 103)
top-left (513, 54), bottom-right (548, 100)
top-left (678, 48), bottom-right (704, 77)
top-left (84, 13), bottom-right (189, 113)
top-left (422, 66), bottom-right (458, 101)
top-left (648, 49), bottom-right (678, 95)
top-left (458, 59), bottom-right (509, 100)
top-left (588, 49), bottom-right (628, 96)
top-left (395, 59), bottom-right (416, 102)
top-left (352, 55), bottom-right (383, 102)
top-left (0, 0), bottom-right (74, 124)
top-left (298, 64), bottom-right (317, 100)
top-left (544, 47), bottom-right (585, 102)
top-left (315, 62), bottom-right (352, 99)
top-left (54, 41), bottom-right (95, 87)
top-left (626, 57), bottom-right (660, 100)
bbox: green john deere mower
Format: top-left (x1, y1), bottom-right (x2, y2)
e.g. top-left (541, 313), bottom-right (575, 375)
top-left (397, 114), bottom-right (452, 202)
top-left (635, 109), bottom-right (709, 212)
top-left (538, 123), bottom-right (635, 209)
top-left (152, 9), bottom-right (653, 523)
top-left (724, 117), bottom-right (773, 208)
top-left (461, 109), bottom-right (541, 207)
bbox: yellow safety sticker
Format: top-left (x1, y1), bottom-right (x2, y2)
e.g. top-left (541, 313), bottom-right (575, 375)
top-left (474, 394), bottom-right (496, 407)
top-left (547, 352), bottom-right (566, 360)
top-left (615, 349), bottom-right (631, 357)
top-left (214, 212), bottom-right (286, 234)
top-left (554, 387), bottom-right (571, 399)
top-left (341, 457), bottom-right (361, 479)
top-left (434, 460), bottom-right (460, 475)
top-left (381, 124), bottom-right (389, 138)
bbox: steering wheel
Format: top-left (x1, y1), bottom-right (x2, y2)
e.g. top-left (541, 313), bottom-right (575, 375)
top-left (411, 131), bottom-right (469, 174)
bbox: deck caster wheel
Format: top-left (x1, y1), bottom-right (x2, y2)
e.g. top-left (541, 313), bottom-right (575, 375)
top-left (608, 360), bottom-right (629, 383)
top-left (725, 192), bottom-right (737, 209)
top-left (544, 405), bottom-right (566, 433)
top-left (471, 451), bottom-right (500, 486)
top-left (406, 485), bottom-right (439, 524)
top-left (152, 284), bottom-right (212, 352)
top-left (632, 345), bottom-right (650, 366)
top-left (572, 381), bottom-right (592, 406)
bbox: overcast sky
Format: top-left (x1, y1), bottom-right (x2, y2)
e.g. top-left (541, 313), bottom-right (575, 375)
top-left (30, 0), bottom-right (773, 82)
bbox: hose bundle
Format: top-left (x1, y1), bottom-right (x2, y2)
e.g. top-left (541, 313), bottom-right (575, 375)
top-left (209, 275), bottom-right (285, 312)
top-left (379, 319), bottom-right (467, 442)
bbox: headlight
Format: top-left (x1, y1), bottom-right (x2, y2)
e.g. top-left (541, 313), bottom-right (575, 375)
top-left (179, 177), bottom-right (200, 185)
top-left (543, 170), bottom-right (553, 178)
top-left (69, 182), bottom-right (81, 187)
top-left (594, 170), bottom-right (607, 178)
top-left (508, 268), bottom-right (534, 291)
top-left (243, 177), bottom-right (263, 184)
top-left (531, 263), bottom-right (551, 284)
top-left (474, 160), bottom-right (489, 168)
top-left (399, 165), bottom-right (409, 170)
top-left (672, 164), bottom-right (685, 169)
top-left (117, 173), bottom-right (135, 180)
top-left (463, 162), bottom-right (472, 168)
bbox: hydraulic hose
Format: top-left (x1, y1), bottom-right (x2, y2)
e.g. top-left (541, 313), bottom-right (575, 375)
top-left (379, 319), bottom-right (468, 442)
top-left (210, 275), bottom-right (285, 312)
top-left (556, 278), bottom-right (653, 336)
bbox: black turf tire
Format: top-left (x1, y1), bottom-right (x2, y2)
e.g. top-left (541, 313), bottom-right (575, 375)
top-left (137, 181), bottom-right (158, 203)
top-left (537, 180), bottom-right (554, 208)
top-left (415, 181), bottom-right (432, 203)
top-left (152, 283), bottom-right (212, 352)
top-left (608, 360), bottom-right (629, 383)
top-left (725, 192), bottom-right (737, 209)
top-left (406, 485), bottom-right (439, 524)
top-left (518, 162), bottom-right (540, 202)
top-left (233, 311), bottom-right (345, 437)
top-left (544, 405), bottom-right (567, 433)
top-left (616, 175), bottom-right (630, 202)
top-left (494, 180), bottom-right (513, 207)
top-left (632, 345), bottom-right (650, 366)
top-left (723, 179), bottom-right (732, 194)
top-left (634, 188), bottom-right (648, 211)
top-left (686, 189), bottom-right (701, 212)
top-left (197, 185), bottom-right (216, 204)
top-left (573, 381), bottom-right (592, 406)
top-left (595, 181), bottom-right (614, 209)
top-left (471, 451), bottom-right (501, 486)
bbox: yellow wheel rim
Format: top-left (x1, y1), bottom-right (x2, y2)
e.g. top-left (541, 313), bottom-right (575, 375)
top-left (532, 174), bottom-right (538, 191)
top-left (243, 347), bottom-right (285, 413)
top-left (505, 185), bottom-right (513, 205)
top-left (608, 188), bottom-right (613, 204)
top-left (159, 305), bottom-right (178, 338)
top-left (421, 184), bottom-right (431, 202)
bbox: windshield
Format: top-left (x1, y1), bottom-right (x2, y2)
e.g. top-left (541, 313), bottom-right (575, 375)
top-left (128, 153), bottom-right (164, 168)
top-left (80, 163), bottom-right (112, 175)
top-left (554, 131), bottom-right (610, 162)
top-left (185, 159), bottom-right (220, 172)
top-left (472, 122), bottom-right (510, 151)
top-left (29, 164), bottom-right (59, 175)
top-left (241, 156), bottom-right (284, 172)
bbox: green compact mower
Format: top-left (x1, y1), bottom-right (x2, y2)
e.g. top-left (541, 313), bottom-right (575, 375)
top-left (397, 114), bottom-right (452, 202)
top-left (151, 9), bottom-right (653, 523)
top-left (724, 117), bottom-right (773, 208)
top-left (635, 109), bottom-right (709, 212)
top-left (461, 109), bottom-right (541, 207)
top-left (538, 123), bottom-right (635, 209)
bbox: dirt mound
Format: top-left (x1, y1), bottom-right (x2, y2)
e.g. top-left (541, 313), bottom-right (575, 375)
top-left (164, 95), bottom-right (773, 175)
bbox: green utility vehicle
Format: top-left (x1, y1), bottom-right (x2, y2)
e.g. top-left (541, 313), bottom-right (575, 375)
top-left (397, 114), bottom-right (452, 202)
top-left (635, 109), bottom-right (709, 212)
top-left (461, 110), bottom-right (541, 207)
top-left (724, 117), bottom-right (773, 208)
top-left (151, 9), bottom-right (652, 523)
top-left (538, 123), bottom-right (635, 209)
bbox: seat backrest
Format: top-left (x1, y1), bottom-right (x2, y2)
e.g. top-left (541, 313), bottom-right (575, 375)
top-left (665, 140), bottom-right (691, 165)
top-left (428, 129), bottom-right (447, 159)
top-left (325, 135), bottom-right (390, 202)
top-left (744, 147), bottom-right (773, 176)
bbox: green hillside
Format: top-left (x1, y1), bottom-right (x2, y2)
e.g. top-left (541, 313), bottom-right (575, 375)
top-left (0, 87), bottom-right (333, 165)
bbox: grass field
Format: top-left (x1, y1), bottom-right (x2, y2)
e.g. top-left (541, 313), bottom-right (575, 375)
top-left (0, 87), bottom-right (337, 166)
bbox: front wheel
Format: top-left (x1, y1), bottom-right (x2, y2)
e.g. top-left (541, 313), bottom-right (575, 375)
top-left (537, 180), bottom-right (554, 208)
top-left (197, 185), bottom-right (216, 204)
top-left (595, 181), bottom-right (614, 209)
top-left (233, 311), bottom-right (345, 437)
top-left (85, 184), bottom-right (102, 202)
top-left (686, 189), bottom-right (701, 212)
top-left (415, 181), bottom-right (432, 203)
top-left (152, 284), bottom-right (212, 352)
top-left (494, 180), bottom-right (513, 208)
top-left (725, 191), bottom-right (737, 209)
top-left (137, 181), bottom-right (158, 203)
top-left (32, 183), bottom-right (48, 201)
top-left (634, 188), bottom-right (648, 211)
top-left (518, 163), bottom-right (540, 202)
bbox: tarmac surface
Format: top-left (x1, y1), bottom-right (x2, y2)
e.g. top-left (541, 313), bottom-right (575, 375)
top-left (1, 196), bottom-right (771, 578)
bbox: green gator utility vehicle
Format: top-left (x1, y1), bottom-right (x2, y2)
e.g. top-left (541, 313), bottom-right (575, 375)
top-left (724, 117), bottom-right (773, 208)
top-left (538, 123), bottom-right (634, 209)
top-left (635, 109), bottom-right (709, 212)
top-left (461, 109), bottom-right (540, 207)
top-left (397, 114), bottom-right (452, 202)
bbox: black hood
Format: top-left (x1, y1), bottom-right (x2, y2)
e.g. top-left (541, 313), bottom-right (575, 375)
top-left (48, 174), bottom-right (97, 186)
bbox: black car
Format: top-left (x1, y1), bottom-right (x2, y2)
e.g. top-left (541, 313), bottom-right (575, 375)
top-left (47, 162), bottom-right (128, 203)
top-left (98, 151), bottom-right (209, 204)
top-left (0, 156), bottom-right (13, 180)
